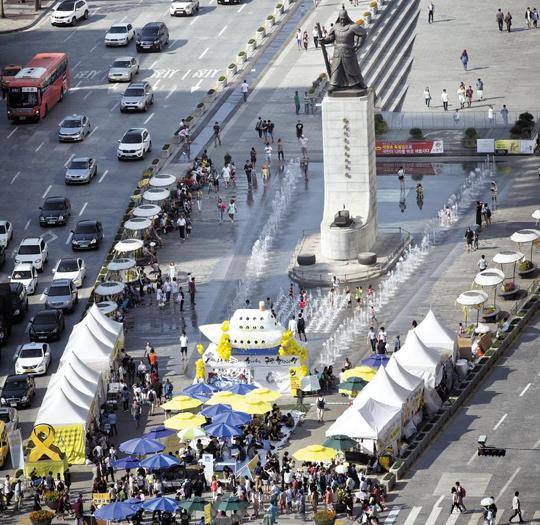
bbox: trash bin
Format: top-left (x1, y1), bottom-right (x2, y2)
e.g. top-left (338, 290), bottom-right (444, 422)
top-left (456, 358), bottom-right (469, 381)
top-left (263, 513), bottom-right (273, 525)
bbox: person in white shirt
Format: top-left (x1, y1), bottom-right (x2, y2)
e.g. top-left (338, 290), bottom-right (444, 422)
top-left (478, 254), bottom-right (488, 271)
top-left (180, 330), bottom-right (188, 360)
top-left (441, 89), bottom-right (449, 111)
top-left (488, 105), bottom-right (494, 125)
top-left (424, 86), bottom-right (431, 107)
top-left (221, 164), bottom-right (231, 189)
top-left (299, 135), bottom-right (309, 158)
top-left (288, 315), bottom-right (297, 335)
top-left (241, 80), bottom-right (249, 102)
top-left (171, 278), bottom-right (179, 303)
top-left (264, 142), bottom-right (273, 165)
top-left (509, 491), bottom-right (524, 523)
top-left (168, 262), bottom-right (177, 281)
top-left (367, 327), bottom-right (376, 352)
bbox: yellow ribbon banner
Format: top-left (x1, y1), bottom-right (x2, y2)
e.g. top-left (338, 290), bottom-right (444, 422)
top-left (28, 424), bottom-right (63, 462)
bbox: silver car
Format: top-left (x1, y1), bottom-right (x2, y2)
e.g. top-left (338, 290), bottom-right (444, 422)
top-left (108, 57), bottom-right (139, 82)
top-left (120, 81), bottom-right (154, 112)
top-left (58, 114), bottom-right (91, 142)
top-left (45, 279), bottom-right (78, 313)
top-left (65, 157), bottom-right (97, 184)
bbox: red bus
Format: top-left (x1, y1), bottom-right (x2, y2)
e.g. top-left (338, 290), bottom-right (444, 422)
top-left (6, 53), bottom-right (70, 122)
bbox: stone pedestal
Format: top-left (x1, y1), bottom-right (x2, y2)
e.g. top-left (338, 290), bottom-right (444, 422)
top-left (320, 88), bottom-right (377, 260)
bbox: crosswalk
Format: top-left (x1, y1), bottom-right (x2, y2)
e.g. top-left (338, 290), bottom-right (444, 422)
top-left (380, 506), bottom-right (540, 525)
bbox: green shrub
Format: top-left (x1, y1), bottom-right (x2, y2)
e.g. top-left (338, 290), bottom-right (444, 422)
top-left (463, 127), bottom-right (478, 148)
top-left (248, 38), bottom-right (256, 44)
top-left (519, 112), bottom-right (534, 122)
top-left (519, 259), bottom-right (534, 272)
top-left (228, 63), bottom-right (235, 69)
top-left (207, 89), bottom-right (215, 95)
top-left (374, 114), bottom-right (388, 135)
top-left (238, 51), bottom-right (246, 56)
top-left (363, 11), bottom-right (371, 16)
top-left (276, 3), bottom-right (283, 8)
top-left (409, 127), bottom-right (423, 140)
top-left (218, 75), bottom-right (226, 81)
top-left (29, 509), bottom-right (55, 521)
top-left (196, 102), bottom-right (204, 109)
top-left (257, 26), bottom-right (265, 32)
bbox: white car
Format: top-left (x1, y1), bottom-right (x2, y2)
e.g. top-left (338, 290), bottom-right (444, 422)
top-left (170, 0), bottom-right (199, 16)
top-left (50, 0), bottom-right (89, 26)
top-left (0, 220), bottom-right (13, 247)
top-left (14, 237), bottom-right (48, 271)
top-left (117, 128), bottom-right (152, 160)
top-left (10, 264), bottom-right (38, 295)
top-left (14, 343), bottom-right (51, 376)
top-left (105, 23), bottom-right (136, 46)
top-left (52, 257), bottom-right (86, 288)
top-left (108, 57), bottom-right (139, 83)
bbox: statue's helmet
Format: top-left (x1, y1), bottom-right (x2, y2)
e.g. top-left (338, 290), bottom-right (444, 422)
top-left (337, 5), bottom-right (354, 24)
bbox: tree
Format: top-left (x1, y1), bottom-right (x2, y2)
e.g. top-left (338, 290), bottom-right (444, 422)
top-left (1, 0), bottom-right (6, 19)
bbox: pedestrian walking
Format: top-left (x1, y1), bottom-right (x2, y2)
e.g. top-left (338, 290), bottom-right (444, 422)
top-left (457, 83), bottom-right (466, 109)
top-left (476, 200), bottom-right (483, 229)
top-left (302, 30), bottom-right (309, 51)
top-left (267, 120), bottom-right (275, 143)
top-left (250, 146), bottom-right (257, 167)
top-left (188, 275), bottom-right (196, 305)
top-left (277, 138), bottom-right (284, 162)
top-left (221, 163), bottom-right (231, 189)
top-left (466, 85), bottom-right (473, 107)
top-left (449, 487), bottom-right (465, 514)
top-left (255, 117), bottom-right (263, 140)
top-left (295, 119), bottom-right (304, 140)
top-left (533, 8), bottom-right (539, 27)
top-left (496, 8), bottom-right (504, 31)
top-left (287, 315), bottom-right (297, 335)
top-left (476, 78), bottom-right (484, 100)
top-left (424, 86), bottom-right (432, 108)
top-left (455, 482), bottom-right (467, 512)
top-left (367, 326), bottom-right (377, 352)
top-left (227, 199), bottom-right (237, 222)
top-left (264, 142), bottom-right (272, 165)
top-left (300, 134), bottom-right (309, 158)
top-left (316, 395), bottom-right (325, 422)
top-left (217, 197), bottom-right (226, 223)
top-left (465, 226), bottom-right (474, 252)
top-left (478, 254), bottom-right (488, 271)
top-left (355, 286), bottom-right (363, 305)
top-left (505, 11), bottom-right (512, 31)
top-left (377, 326), bottom-right (387, 353)
top-left (312, 26), bottom-right (319, 47)
top-left (213, 121), bottom-right (222, 146)
top-left (460, 49), bottom-right (469, 70)
top-left (441, 88), bottom-right (449, 111)
top-left (500, 104), bottom-right (509, 125)
top-left (488, 105), bottom-right (494, 126)
top-left (525, 7), bottom-right (533, 28)
top-left (508, 491), bottom-right (524, 523)
top-left (295, 29), bottom-right (302, 49)
top-left (241, 79), bottom-right (249, 102)
top-left (490, 180), bottom-right (497, 207)
top-left (300, 157), bottom-right (309, 178)
top-left (304, 91), bottom-right (311, 114)
top-left (428, 2), bottom-right (434, 23)
top-left (176, 215), bottom-right (186, 241)
top-left (294, 91), bottom-right (301, 115)
top-left (180, 330), bottom-right (188, 360)
top-left (244, 159), bottom-right (253, 186)
top-left (297, 313), bottom-right (307, 341)
top-left (261, 119), bottom-right (268, 142)
top-left (397, 166), bottom-right (405, 190)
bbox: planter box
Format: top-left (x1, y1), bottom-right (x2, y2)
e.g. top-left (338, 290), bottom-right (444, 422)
top-left (217, 77), bottom-right (227, 90)
top-left (227, 64), bottom-right (237, 78)
top-left (236, 53), bottom-right (246, 66)
top-left (247, 41), bottom-right (256, 55)
top-left (161, 146), bottom-right (172, 159)
top-left (264, 18), bottom-right (274, 32)
top-left (274, 6), bottom-right (283, 17)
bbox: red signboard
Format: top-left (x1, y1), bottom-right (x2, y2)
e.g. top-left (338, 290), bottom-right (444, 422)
top-left (375, 140), bottom-right (444, 156)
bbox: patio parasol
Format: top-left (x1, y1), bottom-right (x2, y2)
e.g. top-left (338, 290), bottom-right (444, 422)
top-left (293, 444), bottom-right (337, 462)
top-left (338, 377), bottom-right (368, 396)
top-left (246, 387), bottom-right (281, 403)
top-left (107, 258), bottom-right (136, 272)
top-left (205, 391), bottom-right (241, 406)
top-left (342, 366), bottom-right (377, 382)
top-left (199, 403), bottom-right (233, 418)
top-left (132, 204), bottom-right (161, 218)
top-left (142, 497), bottom-right (179, 513)
top-left (456, 289), bottom-right (489, 325)
top-left (149, 173), bottom-right (177, 187)
top-left (177, 427), bottom-right (207, 442)
top-left (212, 410), bottom-right (251, 426)
top-left (178, 496), bottom-right (208, 513)
top-left (493, 250), bottom-right (524, 281)
top-left (161, 395), bottom-right (203, 412)
top-left (181, 382), bottom-right (219, 401)
top-left (216, 496), bottom-right (249, 512)
top-left (124, 217), bottom-right (152, 231)
top-left (143, 188), bottom-right (170, 202)
top-left (361, 354), bottom-right (390, 368)
top-left (474, 268), bottom-right (504, 308)
top-left (204, 422), bottom-right (243, 438)
top-left (114, 238), bottom-right (144, 253)
top-left (323, 435), bottom-right (357, 451)
top-left (228, 383), bottom-right (257, 395)
top-left (94, 501), bottom-right (138, 521)
top-left (139, 453), bottom-right (180, 470)
top-left (143, 425), bottom-right (176, 440)
top-left (231, 398), bottom-right (272, 415)
top-left (164, 412), bottom-right (206, 431)
top-left (111, 456), bottom-right (140, 470)
top-left (119, 437), bottom-right (164, 456)
top-left (510, 228), bottom-right (540, 260)
top-left (95, 281), bottom-right (125, 297)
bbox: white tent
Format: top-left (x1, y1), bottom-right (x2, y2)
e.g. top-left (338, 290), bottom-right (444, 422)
top-left (78, 311), bottom-right (118, 348)
top-left (353, 366), bottom-right (411, 410)
top-left (386, 356), bottom-right (424, 392)
top-left (326, 397), bottom-right (401, 447)
top-left (62, 323), bottom-right (112, 371)
top-left (414, 310), bottom-right (458, 362)
top-left (61, 352), bottom-right (102, 386)
top-left (51, 361), bottom-right (98, 398)
top-left (87, 303), bottom-right (123, 340)
top-left (394, 330), bottom-right (443, 388)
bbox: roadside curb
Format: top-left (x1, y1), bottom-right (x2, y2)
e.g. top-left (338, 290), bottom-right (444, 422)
top-left (0, 3), bottom-right (54, 35)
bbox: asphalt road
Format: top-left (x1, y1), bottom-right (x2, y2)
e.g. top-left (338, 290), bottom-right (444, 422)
top-left (0, 0), bottom-right (279, 439)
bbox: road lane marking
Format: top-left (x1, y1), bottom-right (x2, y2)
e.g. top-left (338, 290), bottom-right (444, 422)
top-left (237, 4), bottom-right (245, 12)
top-left (434, 495), bottom-right (444, 508)
top-left (7, 128), bottom-right (17, 139)
top-left (94, 5), bottom-right (101, 11)
top-left (149, 60), bottom-right (158, 69)
top-left (466, 513), bottom-right (482, 525)
top-left (40, 292), bottom-right (46, 301)
top-left (493, 413), bottom-right (507, 430)
top-left (25, 322), bottom-right (31, 334)
top-left (218, 25), bottom-right (228, 37)
top-left (64, 154), bottom-right (75, 168)
top-left (98, 169), bottom-right (109, 183)
top-left (153, 79), bottom-right (161, 90)
top-left (519, 383), bottom-right (531, 396)
top-left (466, 449), bottom-right (477, 465)
top-left (24, 219), bottom-right (31, 230)
top-left (75, 80), bottom-right (82, 88)
top-left (534, 436), bottom-right (540, 448)
top-left (63, 31), bottom-right (76, 42)
top-left (65, 232), bottom-right (73, 245)
top-left (42, 185), bottom-right (52, 198)
top-left (73, 60), bottom-right (81, 69)
top-left (199, 47), bottom-right (209, 59)
top-left (496, 468), bottom-right (520, 501)
top-left (424, 506), bottom-right (442, 525)
top-left (144, 113), bottom-right (154, 124)
top-left (120, 15), bottom-right (127, 22)
top-left (169, 39), bottom-right (176, 48)
top-left (190, 79), bottom-right (203, 93)
top-left (89, 125), bottom-right (99, 137)
top-left (181, 69), bottom-right (192, 80)
top-left (10, 171), bottom-right (21, 184)
top-left (166, 86), bottom-right (176, 99)
top-left (79, 202), bottom-right (88, 216)
top-left (35, 141), bottom-right (44, 152)
top-left (403, 507), bottom-right (421, 525)
top-left (90, 42), bottom-right (99, 52)
top-left (83, 91), bottom-right (93, 100)
top-left (384, 507), bottom-right (399, 524)
top-left (190, 16), bottom-right (199, 25)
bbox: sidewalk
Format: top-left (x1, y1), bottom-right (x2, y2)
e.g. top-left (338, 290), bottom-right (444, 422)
top-left (0, 0), bottom-right (54, 33)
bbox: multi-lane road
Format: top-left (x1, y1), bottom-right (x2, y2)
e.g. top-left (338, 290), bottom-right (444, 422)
top-left (0, 0), bottom-right (279, 438)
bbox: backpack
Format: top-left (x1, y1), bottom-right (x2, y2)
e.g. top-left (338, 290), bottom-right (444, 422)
top-left (460, 487), bottom-right (466, 498)
top-left (317, 399), bottom-right (325, 409)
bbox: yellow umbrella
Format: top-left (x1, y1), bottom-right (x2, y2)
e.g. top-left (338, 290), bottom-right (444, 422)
top-left (342, 366), bottom-right (377, 382)
top-left (164, 412), bottom-right (206, 430)
top-left (293, 444), bottom-right (337, 462)
top-left (205, 391), bottom-right (242, 406)
top-left (231, 398), bottom-right (272, 415)
top-left (161, 395), bottom-right (202, 412)
top-left (246, 388), bottom-right (281, 403)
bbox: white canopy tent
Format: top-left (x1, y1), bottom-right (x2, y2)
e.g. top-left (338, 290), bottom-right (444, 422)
top-left (50, 361), bottom-right (98, 398)
top-left (61, 323), bottom-right (113, 372)
top-left (385, 356), bottom-right (424, 392)
top-left (36, 381), bottom-right (91, 427)
top-left (87, 303), bottom-right (124, 341)
top-left (414, 309), bottom-right (458, 362)
top-left (353, 366), bottom-right (411, 409)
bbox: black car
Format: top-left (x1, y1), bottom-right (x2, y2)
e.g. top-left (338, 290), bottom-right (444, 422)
top-left (0, 374), bottom-right (35, 408)
top-left (9, 282), bottom-right (28, 322)
top-left (0, 245), bottom-right (4, 266)
top-left (71, 220), bottom-right (103, 250)
top-left (136, 22), bottom-right (169, 52)
top-left (39, 196), bottom-right (71, 227)
top-left (29, 309), bottom-right (65, 342)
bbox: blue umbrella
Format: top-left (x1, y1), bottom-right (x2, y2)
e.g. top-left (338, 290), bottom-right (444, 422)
top-left (125, 497), bottom-right (144, 506)
top-left (199, 403), bottom-right (233, 418)
top-left (204, 422), bottom-right (243, 438)
top-left (119, 437), bottom-right (165, 455)
top-left (94, 501), bottom-right (138, 521)
top-left (212, 410), bottom-right (251, 426)
top-left (361, 354), bottom-right (390, 368)
top-left (181, 382), bottom-right (220, 401)
top-left (143, 425), bottom-right (176, 440)
top-left (142, 496), bottom-right (179, 513)
top-left (139, 453), bottom-right (180, 470)
top-left (111, 456), bottom-right (140, 470)
top-left (228, 383), bottom-right (257, 395)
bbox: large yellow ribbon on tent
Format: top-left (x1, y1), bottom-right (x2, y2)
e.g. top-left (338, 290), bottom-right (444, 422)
top-left (28, 424), bottom-right (63, 462)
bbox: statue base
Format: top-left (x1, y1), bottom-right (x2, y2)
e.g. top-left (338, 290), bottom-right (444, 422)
top-left (320, 88), bottom-right (377, 261)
